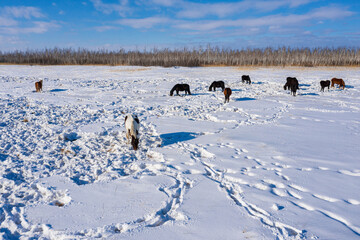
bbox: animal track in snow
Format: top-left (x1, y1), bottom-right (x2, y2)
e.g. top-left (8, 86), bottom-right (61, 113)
top-left (345, 199), bottom-right (360, 205)
top-left (182, 143), bottom-right (307, 239)
top-left (338, 169), bottom-right (360, 177)
top-left (312, 194), bottom-right (339, 203)
top-left (291, 201), bottom-right (360, 236)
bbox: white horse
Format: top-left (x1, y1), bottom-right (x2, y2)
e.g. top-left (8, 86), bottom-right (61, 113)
top-left (125, 114), bottom-right (140, 150)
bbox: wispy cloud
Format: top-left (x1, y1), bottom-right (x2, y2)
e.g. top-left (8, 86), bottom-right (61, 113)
top-left (94, 25), bottom-right (118, 32)
top-left (0, 6), bottom-right (60, 35)
top-left (150, 0), bottom-right (179, 7)
top-left (174, 6), bottom-right (354, 31)
top-left (2, 6), bottom-right (45, 19)
top-left (0, 16), bottom-right (18, 26)
top-left (116, 17), bottom-right (170, 29)
top-left (0, 21), bottom-right (60, 35)
top-left (90, 0), bottom-right (131, 17)
top-left (175, 0), bottom-right (316, 19)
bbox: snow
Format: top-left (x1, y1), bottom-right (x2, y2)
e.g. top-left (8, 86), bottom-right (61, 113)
top-left (0, 65), bottom-right (359, 239)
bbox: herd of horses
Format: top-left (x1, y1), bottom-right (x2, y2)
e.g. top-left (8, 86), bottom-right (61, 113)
top-left (33, 75), bottom-right (347, 150)
top-left (169, 75), bottom-right (346, 100)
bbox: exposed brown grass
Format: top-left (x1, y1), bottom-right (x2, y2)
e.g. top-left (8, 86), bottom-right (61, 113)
top-left (108, 68), bottom-right (150, 72)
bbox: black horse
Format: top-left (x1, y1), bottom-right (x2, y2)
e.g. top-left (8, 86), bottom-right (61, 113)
top-left (284, 77), bottom-right (299, 96)
top-left (242, 75), bottom-right (251, 84)
top-left (284, 77), bottom-right (299, 90)
top-left (170, 84), bottom-right (191, 96)
top-left (320, 80), bottom-right (330, 92)
top-left (209, 81), bottom-right (225, 91)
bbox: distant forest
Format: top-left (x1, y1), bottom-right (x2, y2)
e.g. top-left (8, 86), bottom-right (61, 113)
top-left (0, 47), bottom-right (359, 67)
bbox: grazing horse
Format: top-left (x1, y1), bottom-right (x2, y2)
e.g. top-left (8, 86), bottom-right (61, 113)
top-left (284, 77), bottom-right (299, 96)
top-left (209, 81), bottom-right (225, 91)
top-left (284, 77), bottom-right (299, 90)
top-left (331, 78), bottom-right (345, 89)
top-left (125, 114), bottom-right (140, 150)
top-left (35, 80), bottom-right (43, 92)
top-left (170, 84), bottom-right (191, 96)
top-left (320, 80), bottom-right (330, 92)
top-left (224, 88), bottom-right (232, 103)
top-left (242, 75), bottom-right (251, 84)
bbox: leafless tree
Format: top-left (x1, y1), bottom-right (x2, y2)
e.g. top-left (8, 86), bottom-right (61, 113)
top-left (0, 47), bottom-right (359, 67)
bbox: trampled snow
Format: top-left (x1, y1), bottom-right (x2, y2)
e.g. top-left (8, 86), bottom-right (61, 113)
top-left (0, 65), bottom-right (359, 239)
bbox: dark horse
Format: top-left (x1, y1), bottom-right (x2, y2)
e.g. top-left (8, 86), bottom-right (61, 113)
top-left (284, 77), bottom-right (299, 96)
top-left (170, 84), bottom-right (191, 96)
top-left (320, 80), bottom-right (330, 92)
top-left (224, 88), bottom-right (232, 103)
top-left (331, 78), bottom-right (345, 89)
top-left (242, 75), bottom-right (251, 84)
top-left (209, 81), bottom-right (225, 91)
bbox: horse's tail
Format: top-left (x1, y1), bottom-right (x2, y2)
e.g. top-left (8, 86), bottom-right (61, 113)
top-left (224, 88), bottom-right (232, 97)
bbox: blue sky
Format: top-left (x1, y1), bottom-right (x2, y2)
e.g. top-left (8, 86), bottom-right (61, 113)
top-left (0, 0), bottom-right (359, 51)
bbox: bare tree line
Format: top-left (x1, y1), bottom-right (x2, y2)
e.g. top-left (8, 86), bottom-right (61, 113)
top-left (0, 47), bottom-right (359, 67)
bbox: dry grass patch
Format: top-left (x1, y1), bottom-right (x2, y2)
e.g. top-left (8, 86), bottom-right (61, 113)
top-left (108, 68), bottom-right (150, 73)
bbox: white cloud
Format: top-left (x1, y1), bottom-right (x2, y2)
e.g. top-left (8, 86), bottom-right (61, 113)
top-left (94, 25), bottom-right (118, 32)
top-left (289, 0), bottom-right (316, 8)
top-left (151, 0), bottom-right (179, 7)
top-left (0, 6), bottom-right (60, 36)
top-left (309, 6), bottom-right (353, 19)
top-left (0, 21), bottom-right (60, 35)
top-left (2, 6), bottom-right (45, 19)
top-left (173, 6), bottom-right (354, 31)
top-left (175, 0), bottom-right (315, 19)
top-left (25, 21), bottom-right (60, 33)
top-left (0, 16), bottom-right (17, 26)
top-left (116, 17), bottom-right (169, 28)
top-left (90, 0), bottom-right (131, 17)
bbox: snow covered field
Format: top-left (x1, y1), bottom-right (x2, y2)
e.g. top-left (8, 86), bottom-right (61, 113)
top-left (0, 65), bottom-right (359, 239)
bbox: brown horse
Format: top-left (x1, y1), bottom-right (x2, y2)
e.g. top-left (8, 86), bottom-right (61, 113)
top-left (224, 88), bottom-right (232, 103)
top-left (331, 78), bottom-right (345, 89)
top-left (35, 80), bottom-right (43, 92)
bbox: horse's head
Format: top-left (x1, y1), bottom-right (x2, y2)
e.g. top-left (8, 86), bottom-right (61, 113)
top-left (131, 136), bottom-right (139, 150)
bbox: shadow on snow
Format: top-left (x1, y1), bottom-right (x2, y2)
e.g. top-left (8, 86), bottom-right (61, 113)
top-left (300, 93), bottom-right (319, 96)
top-left (50, 89), bottom-right (68, 92)
top-left (160, 132), bottom-right (197, 146)
top-left (235, 97), bottom-right (256, 101)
